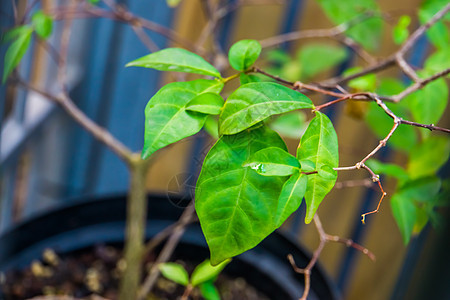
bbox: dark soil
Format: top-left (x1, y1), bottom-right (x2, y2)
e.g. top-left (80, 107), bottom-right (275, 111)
top-left (0, 245), bottom-right (270, 300)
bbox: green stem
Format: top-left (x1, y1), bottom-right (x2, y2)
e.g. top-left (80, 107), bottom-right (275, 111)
top-left (118, 154), bottom-right (152, 300)
top-left (221, 72), bottom-right (240, 83)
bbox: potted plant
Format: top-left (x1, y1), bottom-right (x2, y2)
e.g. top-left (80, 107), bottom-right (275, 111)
top-left (1, 0), bottom-right (449, 299)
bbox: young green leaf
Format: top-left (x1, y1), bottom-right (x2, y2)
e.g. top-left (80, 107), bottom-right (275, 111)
top-left (228, 39), bottom-right (262, 71)
top-left (196, 126), bottom-right (287, 265)
top-left (126, 48), bottom-right (221, 78)
top-left (275, 171), bottom-right (307, 227)
top-left (219, 82), bottom-right (314, 135)
top-left (391, 193), bottom-right (417, 244)
top-left (269, 111), bottom-right (307, 139)
top-left (419, 0), bottom-right (450, 49)
top-left (31, 10), bottom-right (53, 39)
top-left (191, 259), bottom-right (231, 287)
top-left (298, 43), bottom-right (348, 79)
top-left (142, 79), bottom-right (223, 159)
top-left (408, 74), bottom-right (448, 129)
top-left (199, 281), bottom-right (221, 300)
top-left (316, 0), bottom-right (383, 51)
top-left (297, 112), bottom-right (339, 223)
top-left (366, 159), bottom-right (409, 183)
top-left (398, 176), bottom-right (441, 203)
top-left (2, 25), bottom-right (30, 44)
top-left (344, 67), bottom-right (376, 92)
top-left (239, 73), bottom-right (262, 85)
top-left (317, 165), bottom-right (337, 180)
top-left (3, 26), bottom-right (33, 84)
top-left (186, 93), bottom-right (224, 115)
top-left (392, 15), bottom-right (410, 44)
top-left (159, 263), bottom-right (189, 286)
top-left (407, 136), bottom-right (450, 179)
top-left (243, 147), bottom-right (300, 176)
top-left (424, 48), bottom-right (450, 75)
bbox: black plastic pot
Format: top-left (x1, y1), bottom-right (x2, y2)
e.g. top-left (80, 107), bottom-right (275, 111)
top-left (0, 194), bottom-right (340, 300)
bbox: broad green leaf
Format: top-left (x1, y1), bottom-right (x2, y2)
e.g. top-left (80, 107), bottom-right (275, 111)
top-left (398, 176), bottom-right (441, 203)
top-left (196, 126), bottom-right (287, 265)
top-left (315, 0), bottom-right (383, 51)
top-left (269, 111), bottom-right (307, 139)
top-left (219, 82), bottom-right (314, 135)
top-left (228, 39), bottom-right (262, 71)
top-left (419, 0), bottom-right (450, 49)
top-left (186, 93), bottom-right (224, 115)
top-left (191, 259), bottom-right (230, 287)
top-left (296, 112), bottom-right (339, 223)
top-left (366, 159), bottom-right (409, 183)
top-left (392, 15), bottom-right (410, 44)
top-left (142, 79), bottom-right (223, 159)
top-left (298, 43), bottom-right (348, 79)
top-left (2, 25), bottom-right (30, 44)
top-left (424, 48), bottom-right (450, 75)
top-left (413, 206), bottom-right (429, 234)
top-left (2, 26), bottom-right (33, 84)
top-left (391, 192), bottom-right (417, 244)
top-left (344, 67), bottom-right (376, 92)
top-left (299, 159), bottom-right (316, 172)
top-left (204, 115), bottom-right (219, 139)
top-left (317, 165), bottom-right (337, 180)
top-left (408, 74), bottom-right (448, 128)
top-left (199, 281), bottom-right (221, 300)
top-left (159, 263), bottom-right (189, 286)
top-left (275, 171), bottom-right (307, 227)
top-left (31, 10), bottom-right (53, 39)
top-left (243, 147), bottom-right (300, 176)
top-left (126, 48), bottom-right (221, 78)
top-left (407, 136), bottom-right (450, 179)
top-left (365, 101), bottom-right (417, 152)
top-left (239, 73), bottom-right (263, 84)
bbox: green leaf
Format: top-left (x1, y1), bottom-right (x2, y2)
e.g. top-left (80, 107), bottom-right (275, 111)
top-left (299, 159), bottom-right (316, 172)
top-left (344, 67), bottom-right (376, 92)
top-left (419, 0), bottom-right (450, 49)
top-left (186, 93), bottom-right (224, 115)
top-left (126, 48), bottom-right (221, 78)
top-left (315, 0), bottom-right (383, 51)
top-left (31, 10), bottom-right (53, 39)
top-left (398, 176), bottom-right (441, 203)
top-left (392, 15), bottom-right (410, 44)
top-left (195, 125), bottom-right (287, 265)
top-left (199, 281), bottom-right (221, 300)
top-left (298, 43), bottom-right (348, 79)
top-left (142, 79), bottom-right (223, 159)
top-left (228, 39), bottom-right (262, 71)
top-left (366, 159), bottom-right (409, 183)
top-left (275, 171), bottom-right (307, 227)
top-left (219, 82), bottom-right (314, 135)
top-left (2, 25), bottom-right (30, 44)
top-left (239, 73), bottom-right (263, 85)
top-left (204, 115), bottom-right (219, 139)
top-left (269, 111), bottom-right (307, 139)
top-left (391, 192), bottom-right (417, 244)
top-left (317, 165), bottom-right (337, 180)
top-left (243, 147), bottom-right (300, 176)
top-left (407, 136), bottom-right (450, 179)
top-left (159, 263), bottom-right (189, 286)
top-left (87, 0), bottom-right (100, 4)
top-left (296, 112), bottom-right (339, 223)
top-left (408, 74), bottom-right (448, 128)
top-left (191, 259), bottom-right (231, 287)
top-left (424, 48), bottom-right (450, 74)
top-left (413, 206), bottom-right (429, 234)
top-left (365, 101), bottom-right (417, 152)
top-left (2, 26), bottom-right (33, 84)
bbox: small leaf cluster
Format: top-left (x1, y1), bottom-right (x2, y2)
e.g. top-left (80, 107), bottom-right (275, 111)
top-left (128, 39), bottom-right (339, 265)
top-left (158, 259), bottom-right (230, 300)
top-left (2, 10), bottom-right (53, 83)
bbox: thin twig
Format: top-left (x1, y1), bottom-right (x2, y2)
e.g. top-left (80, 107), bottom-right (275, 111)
top-left (16, 78), bottom-right (134, 164)
top-left (138, 202), bottom-right (196, 300)
top-left (288, 214), bottom-right (374, 300)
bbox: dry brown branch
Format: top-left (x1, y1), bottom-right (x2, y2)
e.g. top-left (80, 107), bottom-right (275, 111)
top-left (288, 214), bottom-right (374, 300)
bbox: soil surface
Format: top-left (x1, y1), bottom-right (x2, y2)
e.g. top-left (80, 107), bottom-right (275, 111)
top-left (0, 245), bottom-right (270, 300)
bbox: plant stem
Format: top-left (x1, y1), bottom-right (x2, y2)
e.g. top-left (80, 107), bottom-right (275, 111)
top-left (118, 155), bottom-right (152, 300)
